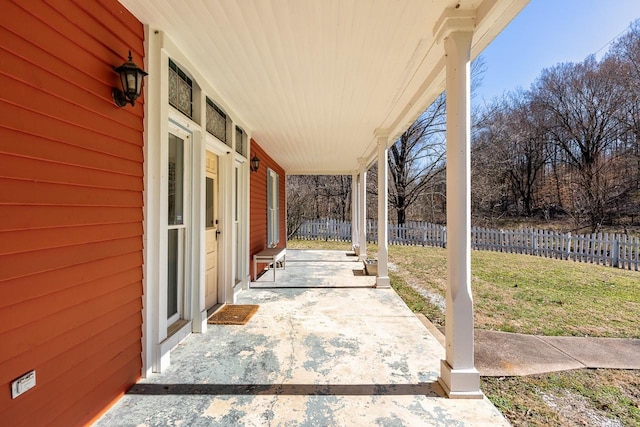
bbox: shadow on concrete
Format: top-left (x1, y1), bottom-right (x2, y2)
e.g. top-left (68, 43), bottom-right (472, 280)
top-left (127, 382), bottom-right (444, 397)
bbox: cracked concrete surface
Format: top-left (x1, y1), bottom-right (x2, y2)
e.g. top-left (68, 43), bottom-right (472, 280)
top-left (95, 251), bottom-right (508, 426)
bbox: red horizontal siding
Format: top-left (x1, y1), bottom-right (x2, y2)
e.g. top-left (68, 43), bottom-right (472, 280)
top-left (0, 101), bottom-right (143, 159)
top-left (0, 236), bottom-right (141, 281)
top-left (0, 156), bottom-right (142, 190)
top-left (0, 205), bottom-right (142, 230)
top-left (8, 337), bottom-right (141, 427)
top-left (0, 178), bottom-right (142, 206)
top-left (0, 281), bottom-right (141, 373)
top-left (0, 2), bottom-right (144, 111)
top-left (0, 128), bottom-right (143, 176)
top-left (0, 0), bottom-right (144, 425)
top-left (0, 253), bottom-right (142, 308)
top-left (0, 311), bottom-right (141, 416)
top-left (19, 0), bottom-right (143, 62)
top-left (0, 74), bottom-right (142, 144)
top-left (0, 300), bottom-right (141, 397)
top-left (52, 348), bottom-right (142, 427)
top-left (0, 223), bottom-right (142, 256)
top-left (0, 47), bottom-right (143, 133)
top-left (250, 139), bottom-right (287, 275)
top-left (0, 268), bottom-right (141, 335)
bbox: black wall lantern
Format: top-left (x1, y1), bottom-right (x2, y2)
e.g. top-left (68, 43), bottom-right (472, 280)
top-left (113, 51), bottom-right (148, 107)
top-left (250, 155), bottom-right (260, 172)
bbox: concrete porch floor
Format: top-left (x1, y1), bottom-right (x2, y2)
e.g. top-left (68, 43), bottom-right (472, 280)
top-left (251, 249), bottom-right (376, 288)
top-left (95, 251), bottom-right (508, 426)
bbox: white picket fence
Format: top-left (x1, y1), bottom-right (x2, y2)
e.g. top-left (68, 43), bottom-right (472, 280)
top-left (367, 220), bottom-right (447, 248)
top-left (292, 219), bottom-right (640, 271)
top-left (295, 219), bottom-right (447, 247)
top-left (295, 218), bottom-right (354, 242)
top-left (470, 227), bottom-right (640, 270)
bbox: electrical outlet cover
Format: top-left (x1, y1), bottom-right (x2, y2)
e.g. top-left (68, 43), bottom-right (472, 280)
top-left (11, 370), bottom-right (36, 399)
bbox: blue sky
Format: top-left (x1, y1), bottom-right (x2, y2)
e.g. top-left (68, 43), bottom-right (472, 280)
top-left (475, 0), bottom-right (640, 104)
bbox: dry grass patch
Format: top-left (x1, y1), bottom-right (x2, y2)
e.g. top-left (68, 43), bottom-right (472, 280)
top-left (286, 239), bottom-right (353, 251)
top-left (482, 369), bottom-right (640, 426)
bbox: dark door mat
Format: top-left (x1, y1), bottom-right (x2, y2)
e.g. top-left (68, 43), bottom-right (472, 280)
top-left (207, 304), bottom-right (259, 325)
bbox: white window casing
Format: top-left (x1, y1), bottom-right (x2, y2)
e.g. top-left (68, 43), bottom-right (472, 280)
top-left (267, 168), bottom-right (279, 248)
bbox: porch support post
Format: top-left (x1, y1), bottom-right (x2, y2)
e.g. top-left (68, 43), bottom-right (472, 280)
top-left (435, 9), bottom-right (482, 399)
top-left (358, 159), bottom-right (368, 261)
top-left (375, 133), bottom-right (390, 288)
top-left (351, 172), bottom-right (359, 250)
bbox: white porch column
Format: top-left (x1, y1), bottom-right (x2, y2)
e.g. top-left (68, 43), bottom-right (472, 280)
top-left (376, 134), bottom-right (390, 288)
top-left (358, 159), bottom-right (368, 261)
top-left (435, 10), bottom-right (481, 398)
top-left (351, 172), bottom-right (359, 249)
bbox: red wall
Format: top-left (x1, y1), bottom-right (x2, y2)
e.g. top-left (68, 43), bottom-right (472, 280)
top-left (250, 139), bottom-right (286, 276)
top-left (0, 1), bottom-right (144, 425)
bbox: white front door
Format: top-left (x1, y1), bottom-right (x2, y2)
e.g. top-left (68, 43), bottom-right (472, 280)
top-left (205, 151), bottom-right (219, 309)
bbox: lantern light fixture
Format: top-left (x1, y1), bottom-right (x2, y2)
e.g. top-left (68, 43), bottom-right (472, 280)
top-left (113, 50), bottom-right (148, 107)
top-left (250, 155), bottom-right (260, 172)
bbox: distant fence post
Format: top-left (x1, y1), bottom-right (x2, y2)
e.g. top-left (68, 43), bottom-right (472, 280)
top-left (443, 227), bottom-right (447, 249)
top-left (612, 235), bottom-right (620, 268)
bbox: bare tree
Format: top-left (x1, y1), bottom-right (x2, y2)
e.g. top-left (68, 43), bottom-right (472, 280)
top-left (606, 20), bottom-right (640, 221)
top-left (286, 174), bottom-right (353, 236)
top-left (389, 93), bottom-right (447, 224)
top-left (533, 56), bottom-right (624, 231)
top-left (387, 58), bottom-right (486, 225)
top-left (286, 175), bottom-right (314, 238)
top-left (476, 90), bottom-right (552, 216)
top-left (471, 127), bottom-right (509, 225)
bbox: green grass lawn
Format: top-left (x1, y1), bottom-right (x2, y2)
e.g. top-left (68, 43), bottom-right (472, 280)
top-left (389, 245), bottom-right (640, 338)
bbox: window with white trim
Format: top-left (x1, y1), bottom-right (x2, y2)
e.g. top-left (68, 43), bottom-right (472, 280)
top-left (206, 98), bottom-right (227, 144)
top-left (267, 168), bottom-right (279, 247)
top-left (235, 126), bottom-right (246, 157)
top-left (168, 59), bottom-right (193, 118)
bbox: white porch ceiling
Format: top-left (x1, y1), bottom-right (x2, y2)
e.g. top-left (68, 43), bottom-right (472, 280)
top-left (120, 0), bottom-right (527, 175)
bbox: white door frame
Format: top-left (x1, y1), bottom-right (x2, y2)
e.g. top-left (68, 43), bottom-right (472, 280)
top-left (205, 138), bottom-right (235, 306)
top-left (166, 126), bottom-right (192, 327)
top-left (142, 27), bottom-right (252, 377)
top-left (234, 159), bottom-right (248, 292)
top-left (204, 151), bottom-right (219, 310)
